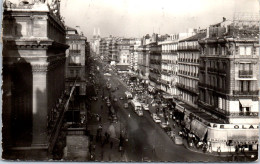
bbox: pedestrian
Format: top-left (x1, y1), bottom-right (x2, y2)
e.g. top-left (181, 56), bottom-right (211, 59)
top-left (110, 141), bottom-right (113, 149)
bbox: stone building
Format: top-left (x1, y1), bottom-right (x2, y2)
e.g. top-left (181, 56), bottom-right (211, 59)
top-left (177, 31), bottom-right (206, 108)
top-left (198, 18), bottom-right (259, 152)
top-left (2, 0), bottom-right (69, 159)
top-left (137, 34), bottom-right (151, 85)
top-left (65, 26), bottom-right (87, 96)
top-left (160, 32), bottom-right (194, 96)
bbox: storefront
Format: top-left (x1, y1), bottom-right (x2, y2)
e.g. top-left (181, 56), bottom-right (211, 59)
top-left (207, 126), bottom-right (259, 152)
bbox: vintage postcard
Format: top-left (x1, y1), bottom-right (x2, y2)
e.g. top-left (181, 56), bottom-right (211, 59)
top-left (1, 0), bottom-right (259, 162)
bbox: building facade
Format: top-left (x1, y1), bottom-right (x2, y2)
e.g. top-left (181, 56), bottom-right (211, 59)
top-left (2, 0), bottom-right (69, 159)
top-left (160, 32), bottom-right (195, 96)
top-left (65, 26), bottom-right (87, 96)
top-left (198, 19), bottom-right (259, 152)
top-left (177, 32), bottom-right (206, 108)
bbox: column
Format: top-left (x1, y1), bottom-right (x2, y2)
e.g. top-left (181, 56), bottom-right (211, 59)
top-left (31, 63), bottom-right (48, 146)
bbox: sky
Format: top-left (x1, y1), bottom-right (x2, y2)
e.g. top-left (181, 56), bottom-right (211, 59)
top-left (60, 0), bottom-right (259, 39)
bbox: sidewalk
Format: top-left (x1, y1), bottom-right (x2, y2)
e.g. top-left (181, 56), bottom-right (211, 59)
top-left (145, 96), bottom-right (257, 159)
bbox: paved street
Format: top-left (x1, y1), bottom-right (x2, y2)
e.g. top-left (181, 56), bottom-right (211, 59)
top-left (85, 62), bottom-right (231, 162)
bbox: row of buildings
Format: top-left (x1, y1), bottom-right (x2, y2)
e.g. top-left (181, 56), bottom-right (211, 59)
top-left (92, 15), bottom-right (259, 153)
top-left (91, 33), bottom-right (141, 72)
top-left (2, 0), bottom-right (90, 159)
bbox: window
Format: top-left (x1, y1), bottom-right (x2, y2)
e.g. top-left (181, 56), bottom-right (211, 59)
top-left (239, 47), bottom-right (245, 55)
top-left (75, 70), bottom-right (80, 76)
top-left (246, 47), bottom-right (252, 55)
top-left (70, 70), bottom-right (74, 76)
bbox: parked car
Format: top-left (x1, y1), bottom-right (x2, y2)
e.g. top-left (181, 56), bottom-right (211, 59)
top-left (174, 135), bottom-right (183, 145)
top-left (151, 113), bottom-right (157, 119)
top-left (113, 98), bottom-right (118, 102)
top-left (136, 110), bottom-right (143, 116)
top-left (120, 97), bottom-right (124, 100)
top-left (104, 73), bottom-right (112, 76)
top-left (142, 104), bottom-right (149, 111)
top-left (152, 114), bottom-right (161, 123)
top-left (160, 122), bottom-right (168, 128)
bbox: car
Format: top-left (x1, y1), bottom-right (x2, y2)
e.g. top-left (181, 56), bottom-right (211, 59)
top-left (142, 104), bottom-right (149, 111)
top-left (160, 122), bottom-right (168, 128)
top-left (104, 96), bottom-right (108, 100)
top-left (119, 97), bottom-right (124, 100)
top-left (113, 98), bottom-right (118, 102)
top-left (174, 135), bottom-right (183, 145)
top-left (154, 117), bottom-right (161, 123)
top-left (136, 110), bottom-right (143, 116)
top-left (124, 103), bottom-right (128, 108)
top-left (151, 113), bottom-right (157, 119)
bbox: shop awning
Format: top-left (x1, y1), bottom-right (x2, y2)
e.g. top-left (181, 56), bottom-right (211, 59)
top-left (239, 99), bottom-right (253, 107)
top-left (190, 119), bottom-right (208, 140)
top-left (175, 103), bottom-right (185, 112)
top-left (162, 94), bottom-right (174, 99)
top-left (207, 128), bottom-right (228, 142)
top-left (227, 129), bottom-right (259, 144)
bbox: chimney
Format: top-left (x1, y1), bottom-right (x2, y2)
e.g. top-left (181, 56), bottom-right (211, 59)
top-left (75, 26), bottom-right (81, 34)
top-left (206, 27), bottom-right (209, 38)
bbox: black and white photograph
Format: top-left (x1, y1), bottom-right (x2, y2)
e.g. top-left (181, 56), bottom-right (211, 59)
top-left (1, 0), bottom-right (259, 162)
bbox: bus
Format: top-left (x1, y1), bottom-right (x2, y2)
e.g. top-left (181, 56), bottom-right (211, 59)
top-left (130, 100), bottom-right (143, 116)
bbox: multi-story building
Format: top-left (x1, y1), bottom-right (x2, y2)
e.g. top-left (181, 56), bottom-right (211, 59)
top-left (138, 34), bottom-right (151, 85)
top-left (2, 0), bottom-right (69, 159)
top-left (149, 42), bottom-right (162, 92)
top-left (90, 28), bottom-right (101, 57)
top-left (65, 26), bottom-right (87, 96)
top-left (148, 34), bottom-right (168, 93)
top-left (108, 38), bottom-right (119, 65)
top-left (177, 31), bottom-right (206, 108)
top-left (117, 38), bottom-right (131, 65)
top-left (160, 32), bottom-right (194, 96)
top-left (197, 18), bottom-right (259, 152)
top-left (130, 39), bottom-right (141, 72)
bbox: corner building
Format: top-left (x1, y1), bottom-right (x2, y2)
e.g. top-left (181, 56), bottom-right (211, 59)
top-left (198, 20), bottom-right (259, 152)
top-left (2, 0), bottom-right (69, 159)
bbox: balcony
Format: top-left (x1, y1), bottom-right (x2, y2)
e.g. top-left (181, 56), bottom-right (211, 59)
top-left (69, 50), bottom-right (81, 54)
top-left (227, 111), bottom-right (258, 117)
top-left (68, 63), bottom-right (82, 66)
top-left (233, 90), bottom-right (259, 96)
top-left (176, 83), bottom-right (199, 94)
top-left (239, 70), bottom-right (253, 78)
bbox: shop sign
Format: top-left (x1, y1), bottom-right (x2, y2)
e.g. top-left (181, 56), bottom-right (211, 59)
top-left (210, 124), bottom-right (258, 129)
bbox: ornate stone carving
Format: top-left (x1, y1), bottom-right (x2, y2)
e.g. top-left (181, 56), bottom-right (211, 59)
top-left (31, 63), bottom-right (49, 73)
top-left (226, 43), bottom-right (235, 55)
top-left (49, 0), bottom-right (61, 18)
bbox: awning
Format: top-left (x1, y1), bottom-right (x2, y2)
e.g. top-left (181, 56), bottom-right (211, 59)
top-left (190, 119), bottom-right (208, 140)
top-left (207, 128), bottom-right (228, 142)
top-left (175, 103), bottom-right (185, 112)
top-left (162, 94), bottom-right (174, 99)
top-left (227, 129), bottom-right (259, 144)
top-left (239, 99), bottom-right (253, 107)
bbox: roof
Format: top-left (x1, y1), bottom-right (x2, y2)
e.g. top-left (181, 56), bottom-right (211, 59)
top-left (66, 26), bottom-right (77, 31)
top-left (179, 32), bottom-right (206, 42)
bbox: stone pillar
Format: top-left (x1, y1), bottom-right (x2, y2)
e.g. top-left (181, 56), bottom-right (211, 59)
top-left (31, 63), bottom-right (48, 146)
